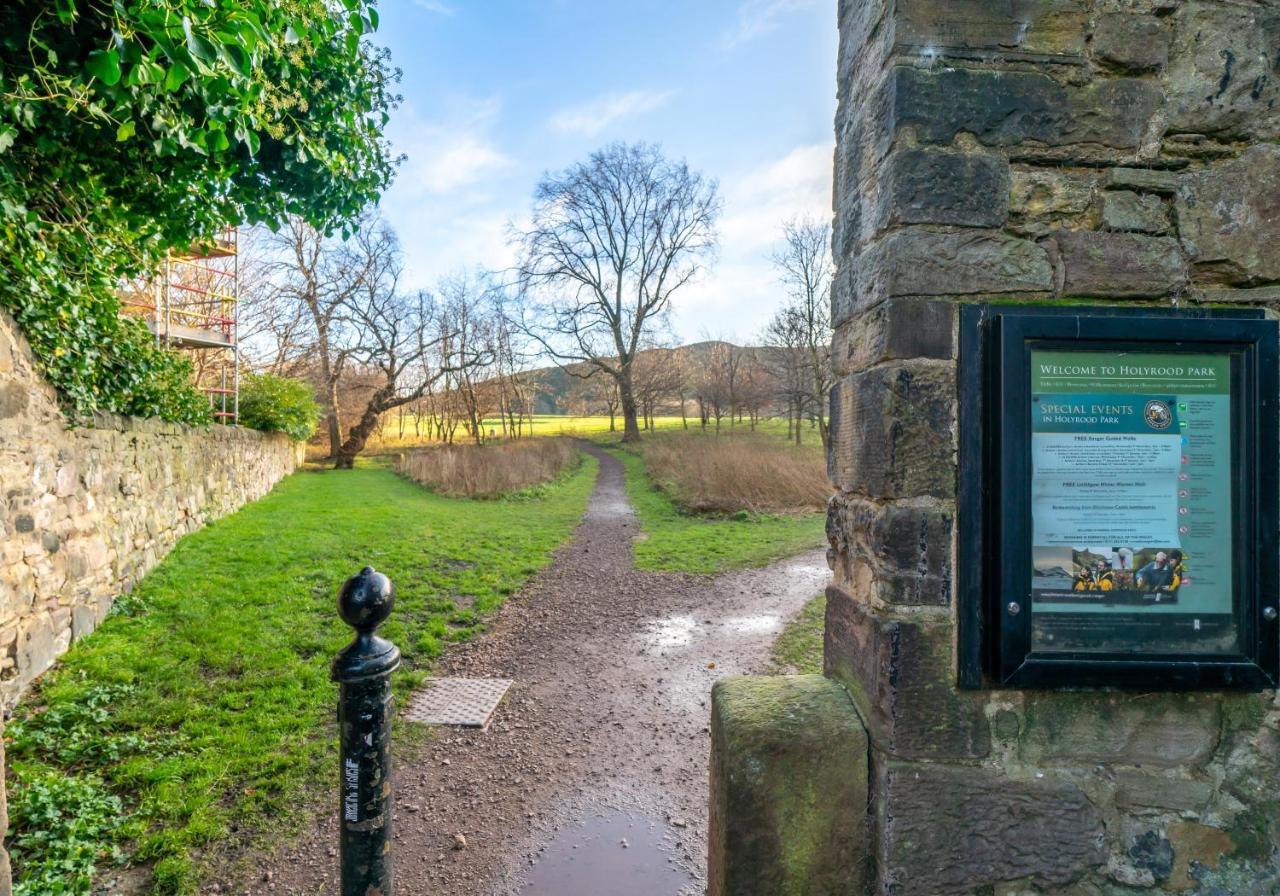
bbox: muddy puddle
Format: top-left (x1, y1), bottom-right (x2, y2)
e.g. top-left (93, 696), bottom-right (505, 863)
top-left (519, 811), bottom-right (699, 896)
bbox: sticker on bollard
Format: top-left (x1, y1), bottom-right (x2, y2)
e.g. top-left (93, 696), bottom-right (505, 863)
top-left (332, 566), bottom-right (401, 896)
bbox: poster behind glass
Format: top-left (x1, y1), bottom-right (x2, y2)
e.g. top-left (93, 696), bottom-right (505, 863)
top-left (1029, 350), bottom-right (1237, 654)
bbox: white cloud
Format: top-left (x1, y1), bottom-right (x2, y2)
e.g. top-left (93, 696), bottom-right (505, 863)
top-left (411, 0), bottom-right (454, 15)
top-left (390, 97), bottom-right (512, 198)
top-left (718, 142), bottom-right (832, 253)
top-left (722, 0), bottom-right (821, 49)
top-left (548, 89), bottom-right (676, 137)
top-left (417, 136), bottom-right (511, 195)
top-left (669, 141), bottom-right (833, 341)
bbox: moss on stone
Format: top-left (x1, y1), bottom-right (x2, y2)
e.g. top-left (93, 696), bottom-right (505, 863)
top-left (709, 675), bottom-right (870, 896)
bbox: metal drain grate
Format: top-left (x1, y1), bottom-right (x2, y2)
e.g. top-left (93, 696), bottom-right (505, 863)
top-left (402, 678), bottom-right (514, 729)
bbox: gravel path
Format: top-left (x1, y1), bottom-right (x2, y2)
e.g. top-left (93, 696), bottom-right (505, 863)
top-left (257, 443), bottom-right (828, 895)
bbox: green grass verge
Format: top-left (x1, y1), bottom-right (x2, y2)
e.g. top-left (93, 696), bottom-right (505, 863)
top-left (770, 595), bottom-right (826, 674)
top-left (613, 449), bottom-right (826, 574)
top-left (7, 457), bottom-right (597, 896)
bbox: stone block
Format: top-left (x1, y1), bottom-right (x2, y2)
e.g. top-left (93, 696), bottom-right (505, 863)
top-left (708, 675), bottom-right (869, 896)
top-left (16, 611), bottom-right (54, 688)
top-left (895, 0), bottom-right (1087, 58)
top-left (1010, 168), bottom-right (1099, 235)
top-left (0, 385), bottom-right (27, 421)
top-left (1102, 191), bottom-right (1169, 234)
top-left (831, 299), bottom-right (954, 375)
top-left (827, 496), bottom-right (952, 607)
top-left (1163, 1), bottom-right (1280, 140)
top-left (829, 363), bottom-right (954, 500)
top-left (824, 587), bottom-right (989, 760)
top-left (1019, 693), bottom-right (1220, 768)
top-left (876, 148), bottom-right (1009, 231)
top-left (1114, 772), bottom-right (1213, 813)
top-left (843, 228), bottom-right (1051, 322)
top-left (1105, 167), bottom-right (1179, 195)
top-left (892, 66), bottom-right (1162, 149)
top-left (1092, 13), bottom-right (1170, 72)
top-left (1052, 231), bottom-right (1187, 298)
top-left (1193, 285), bottom-right (1280, 305)
top-left (1176, 145), bottom-right (1280, 285)
top-left (71, 603), bottom-right (96, 642)
top-left (875, 759), bottom-right (1106, 895)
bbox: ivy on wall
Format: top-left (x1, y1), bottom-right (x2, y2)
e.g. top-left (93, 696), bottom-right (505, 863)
top-left (0, 0), bottom-right (398, 422)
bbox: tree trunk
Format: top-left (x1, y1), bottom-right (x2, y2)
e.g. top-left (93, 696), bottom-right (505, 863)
top-left (326, 377), bottom-right (342, 459)
top-left (619, 377), bottom-right (642, 443)
top-left (335, 400), bottom-right (389, 468)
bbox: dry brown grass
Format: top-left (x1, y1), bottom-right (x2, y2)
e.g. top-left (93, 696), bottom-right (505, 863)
top-left (398, 438), bottom-right (580, 498)
top-left (640, 431), bottom-right (831, 514)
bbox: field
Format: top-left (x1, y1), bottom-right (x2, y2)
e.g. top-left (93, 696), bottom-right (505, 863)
top-left (373, 414), bottom-right (690, 449)
top-left (6, 460), bottom-right (597, 896)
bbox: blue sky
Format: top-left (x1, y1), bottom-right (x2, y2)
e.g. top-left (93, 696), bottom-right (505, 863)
top-left (372, 0), bottom-right (836, 343)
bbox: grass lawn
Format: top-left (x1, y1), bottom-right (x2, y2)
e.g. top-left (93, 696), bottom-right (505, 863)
top-left (770, 594), bottom-right (826, 674)
top-left (6, 457), bottom-right (597, 896)
top-left (613, 449), bottom-right (827, 574)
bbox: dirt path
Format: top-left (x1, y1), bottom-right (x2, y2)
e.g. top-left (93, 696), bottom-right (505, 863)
top-left (260, 444), bottom-right (828, 895)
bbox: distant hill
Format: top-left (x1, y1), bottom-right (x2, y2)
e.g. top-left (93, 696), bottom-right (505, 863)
top-left (522, 341), bottom-right (765, 414)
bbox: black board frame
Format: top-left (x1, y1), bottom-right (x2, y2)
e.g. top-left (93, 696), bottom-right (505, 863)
top-left (958, 304), bottom-right (1279, 690)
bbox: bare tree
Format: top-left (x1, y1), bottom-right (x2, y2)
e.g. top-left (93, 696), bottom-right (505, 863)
top-left (764, 307), bottom-right (810, 444)
top-left (632, 347), bottom-right (684, 431)
top-left (513, 142), bottom-right (720, 443)
top-left (251, 215), bottom-right (369, 458)
top-left (334, 284), bottom-right (481, 467)
top-left (771, 216), bottom-right (834, 451)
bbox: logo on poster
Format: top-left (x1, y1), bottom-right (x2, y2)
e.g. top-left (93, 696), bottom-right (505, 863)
top-left (1144, 399), bottom-right (1173, 430)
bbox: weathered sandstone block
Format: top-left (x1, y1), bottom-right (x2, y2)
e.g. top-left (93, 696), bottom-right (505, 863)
top-left (708, 675), bottom-right (869, 896)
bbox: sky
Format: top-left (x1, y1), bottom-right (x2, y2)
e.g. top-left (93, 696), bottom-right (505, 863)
top-left (370, 0), bottom-right (837, 344)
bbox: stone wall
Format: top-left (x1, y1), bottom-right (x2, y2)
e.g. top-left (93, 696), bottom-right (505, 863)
top-left (0, 308), bottom-right (301, 707)
top-left (828, 2), bottom-right (1280, 894)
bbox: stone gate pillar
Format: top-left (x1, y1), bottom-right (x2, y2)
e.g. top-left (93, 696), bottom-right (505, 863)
top-left (826, 2), bottom-right (1280, 893)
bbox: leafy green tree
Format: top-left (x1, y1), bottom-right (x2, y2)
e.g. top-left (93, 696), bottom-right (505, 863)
top-left (0, 0), bottom-right (398, 422)
top-left (237, 372), bottom-right (320, 441)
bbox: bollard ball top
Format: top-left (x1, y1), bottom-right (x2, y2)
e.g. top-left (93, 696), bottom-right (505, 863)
top-left (338, 566), bottom-right (395, 632)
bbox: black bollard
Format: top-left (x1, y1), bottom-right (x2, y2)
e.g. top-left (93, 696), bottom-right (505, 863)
top-left (332, 566), bottom-right (401, 896)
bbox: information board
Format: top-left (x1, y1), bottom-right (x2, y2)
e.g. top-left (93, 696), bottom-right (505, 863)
top-left (1028, 351), bottom-right (1235, 654)
top-left (956, 306), bottom-right (1279, 691)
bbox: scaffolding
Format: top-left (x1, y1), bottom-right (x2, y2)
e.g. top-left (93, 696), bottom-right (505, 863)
top-left (120, 227), bottom-right (240, 423)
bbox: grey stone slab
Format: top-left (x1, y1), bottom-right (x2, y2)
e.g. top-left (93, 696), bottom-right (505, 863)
top-left (824, 588), bottom-right (990, 761)
top-left (1092, 12), bottom-right (1170, 72)
top-left (878, 148), bottom-right (1009, 230)
top-left (1053, 231), bottom-right (1187, 298)
top-left (895, 0), bottom-right (1088, 57)
top-left (1177, 145), bottom-right (1280, 284)
top-left (1019, 693), bottom-right (1220, 768)
top-left (892, 66), bottom-right (1162, 149)
top-left (1102, 191), bottom-right (1170, 234)
top-left (828, 363), bottom-right (955, 500)
top-left (404, 678), bottom-right (513, 729)
top-left (708, 675), bottom-right (869, 896)
top-left (1105, 167), bottom-right (1180, 195)
top-left (1164, 1), bottom-right (1280, 140)
top-left (876, 758), bottom-right (1106, 894)
top-left (842, 228), bottom-right (1051, 323)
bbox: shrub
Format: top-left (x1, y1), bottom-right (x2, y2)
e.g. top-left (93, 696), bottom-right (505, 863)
top-left (399, 439), bottom-right (580, 498)
top-left (10, 771), bottom-right (129, 896)
top-left (237, 373), bottom-right (321, 441)
top-left (640, 431), bottom-right (830, 513)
